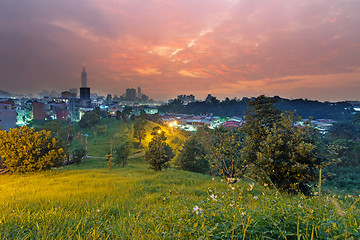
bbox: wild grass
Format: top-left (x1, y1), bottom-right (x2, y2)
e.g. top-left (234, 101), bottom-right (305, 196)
top-left (1, 157), bottom-right (359, 239)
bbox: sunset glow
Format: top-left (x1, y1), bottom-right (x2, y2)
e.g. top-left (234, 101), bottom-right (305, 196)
top-left (0, 0), bottom-right (359, 101)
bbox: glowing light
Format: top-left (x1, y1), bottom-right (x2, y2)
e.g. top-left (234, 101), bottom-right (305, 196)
top-left (158, 130), bottom-right (161, 134)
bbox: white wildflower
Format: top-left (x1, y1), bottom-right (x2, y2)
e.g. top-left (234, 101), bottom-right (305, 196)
top-left (253, 196), bottom-right (258, 200)
top-left (193, 206), bottom-right (202, 215)
top-left (241, 211), bottom-right (246, 216)
top-left (96, 209), bottom-right (100, 212)
top-left (210, 194), bottom-right (218, 201)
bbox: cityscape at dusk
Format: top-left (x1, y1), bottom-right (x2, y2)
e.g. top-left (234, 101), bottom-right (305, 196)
top-left (1, 0), bottom-right (360, 101)
top-left (1, 1), bottom-right (360, 238)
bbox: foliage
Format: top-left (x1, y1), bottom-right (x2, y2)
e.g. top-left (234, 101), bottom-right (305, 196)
top-left (107, 153), bottom-right (113, 170)
top-left (328, 121), bottom-right (359, 140)
top-left (115, 110), bottom-right (121, 120)
top-left (92, 106), bottom-right (108, 118)
top-left (79, 111), bottom-right (100, 128)
top-left (113, 142), bottom-right (131, 167)
top-left (175, 136), bottom-right (209, 174)
top-left (37, 119), bottom-right (74, 162)
top-left (73, 147), bottom-right (86, 165)
top-left (145, 126), bottom-right (174, 171)
top-left (0, 126), bottom-right (64, 172)
top-left (133, 118), bottom-right (147, 145)
top-left (158, 95), bottom-right (354, 120)
top-left (120, 106), bottom-right (132, 122)
top-left (241, 96), bottom-right (327, 195)
top-left (208, 128), bottom-right (245, 182)
top-left (0, 165), bottom-right (359, 239)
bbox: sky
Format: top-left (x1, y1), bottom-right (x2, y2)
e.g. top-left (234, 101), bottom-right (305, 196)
top-left (0, 0), bottom-right (359, 101)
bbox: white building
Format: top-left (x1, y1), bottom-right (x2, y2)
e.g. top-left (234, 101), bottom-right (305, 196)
top-left (0, 103), bottom-right (17, 130)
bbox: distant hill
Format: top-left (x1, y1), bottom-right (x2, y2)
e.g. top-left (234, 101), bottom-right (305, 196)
top-left (0, 90), bottom-right (12, 98)
top-left (159, 96), bottom-right (355, 120)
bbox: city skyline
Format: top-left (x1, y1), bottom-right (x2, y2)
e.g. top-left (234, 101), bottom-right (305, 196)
top-left (1, 0), bottom-right (360, 101)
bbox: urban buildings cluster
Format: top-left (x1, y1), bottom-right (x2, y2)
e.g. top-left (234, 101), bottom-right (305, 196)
top-left (0, 66), bottom-right (157, 130)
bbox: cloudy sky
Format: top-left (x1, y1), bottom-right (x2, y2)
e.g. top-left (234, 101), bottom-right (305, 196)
top-left (0, 0), bottom-right (359, 101)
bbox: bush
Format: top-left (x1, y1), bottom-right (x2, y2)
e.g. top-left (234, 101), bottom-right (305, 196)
top-left (0, 127), bottom-right (64, 172)
top-left (79, 111), bottom-right (100, 128)
top-left (145, 127), bottom-right (174, 171)
top-left (114, 143), bottom-right (131, 167)
top-left (175, 136), bottom-right (209, 174)
top-left (73, 147), bottom-right (86, 165)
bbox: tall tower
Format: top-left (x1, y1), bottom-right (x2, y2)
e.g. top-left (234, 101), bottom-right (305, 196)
top-left (137, 87), bottom-right (142, 98)
top-left (80, 64), bottom-right (91, 107)
top-left (81, 64), bottom-right (87, 88)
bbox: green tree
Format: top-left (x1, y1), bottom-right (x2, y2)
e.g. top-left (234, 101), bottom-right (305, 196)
top-left (328, 122), bottom-right (359, 140)
top-left (121, 106), bottom-right (132, 122)
top-left (73, 147), bottom-right (86, 165)
top-left (145, 127), bottom-right (174, 171)
top-left (79, 111), bottom-right (100, 128)
top-left (0, 126), bottom-right (64, 172)
top-left (133, 118), bottom-right (147, 146)
top-left (92, 106), bottom-right (108, 118)
top-left (242, 95), bottom-right (281, 165)
top-left (115, 110), bottom-right (121, 120)
top-left (208, 128), bottom-right (245, 182)
top-left (242, 96), bottom-right (327, 194)
top-left (114, 142), bottom-right (131, 167)
top-left (175, 136), bottom-right (209, 174)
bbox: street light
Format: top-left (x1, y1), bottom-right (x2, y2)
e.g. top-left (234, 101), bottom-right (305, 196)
top-left (169, 120), bottom-right (177, 133)
top-left (84, 133), bottom-right (89, 160)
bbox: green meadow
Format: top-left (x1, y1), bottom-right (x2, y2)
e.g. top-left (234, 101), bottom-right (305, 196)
top-left (1, 119), bottom-right (359, 239)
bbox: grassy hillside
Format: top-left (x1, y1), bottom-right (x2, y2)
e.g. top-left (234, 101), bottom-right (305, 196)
top-left (0, 118), bottom-right (359, 239)
top-left (1, 158), bottom-right (359, 239)
top-left (71, 118), bottom-right (188, 160)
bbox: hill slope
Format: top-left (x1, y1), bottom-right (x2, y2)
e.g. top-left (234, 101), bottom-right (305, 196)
top-left (0, 158), bottom-right (359, 239)
top-left (72, 118), bottom-right (188, 161)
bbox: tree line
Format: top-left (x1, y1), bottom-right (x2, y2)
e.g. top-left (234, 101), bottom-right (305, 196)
top-left (159, 96), bottom-right (355, 120)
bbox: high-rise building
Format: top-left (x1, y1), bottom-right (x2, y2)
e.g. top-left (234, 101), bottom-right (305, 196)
top-left (80, 64), bottom-right (91, 108)
top-left (81, 64), bottom-right (87, 88)
top-left (126, 88), bottom-right (136, 101)
top-left (80, 87), bottom-right (90, 99)
top-left (138, 87), bottom-right (142, 98)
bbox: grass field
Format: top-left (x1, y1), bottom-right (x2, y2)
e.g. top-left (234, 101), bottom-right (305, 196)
top-left (1, 119), bottom-right (359, 239)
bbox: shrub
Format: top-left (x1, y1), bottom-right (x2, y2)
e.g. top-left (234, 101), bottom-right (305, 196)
top-left (0, 126), bottom-right (64, 172)
top-left (145, 127), bottom-right (174, 171)
top-left (114, 143), bottom-right (131, 167)
top-left (79, 111), bottom-right (100, 128)
top-left (175, 136), bottom-right (209, 174)
top-left (73, 147), bottom-right (86, 165)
